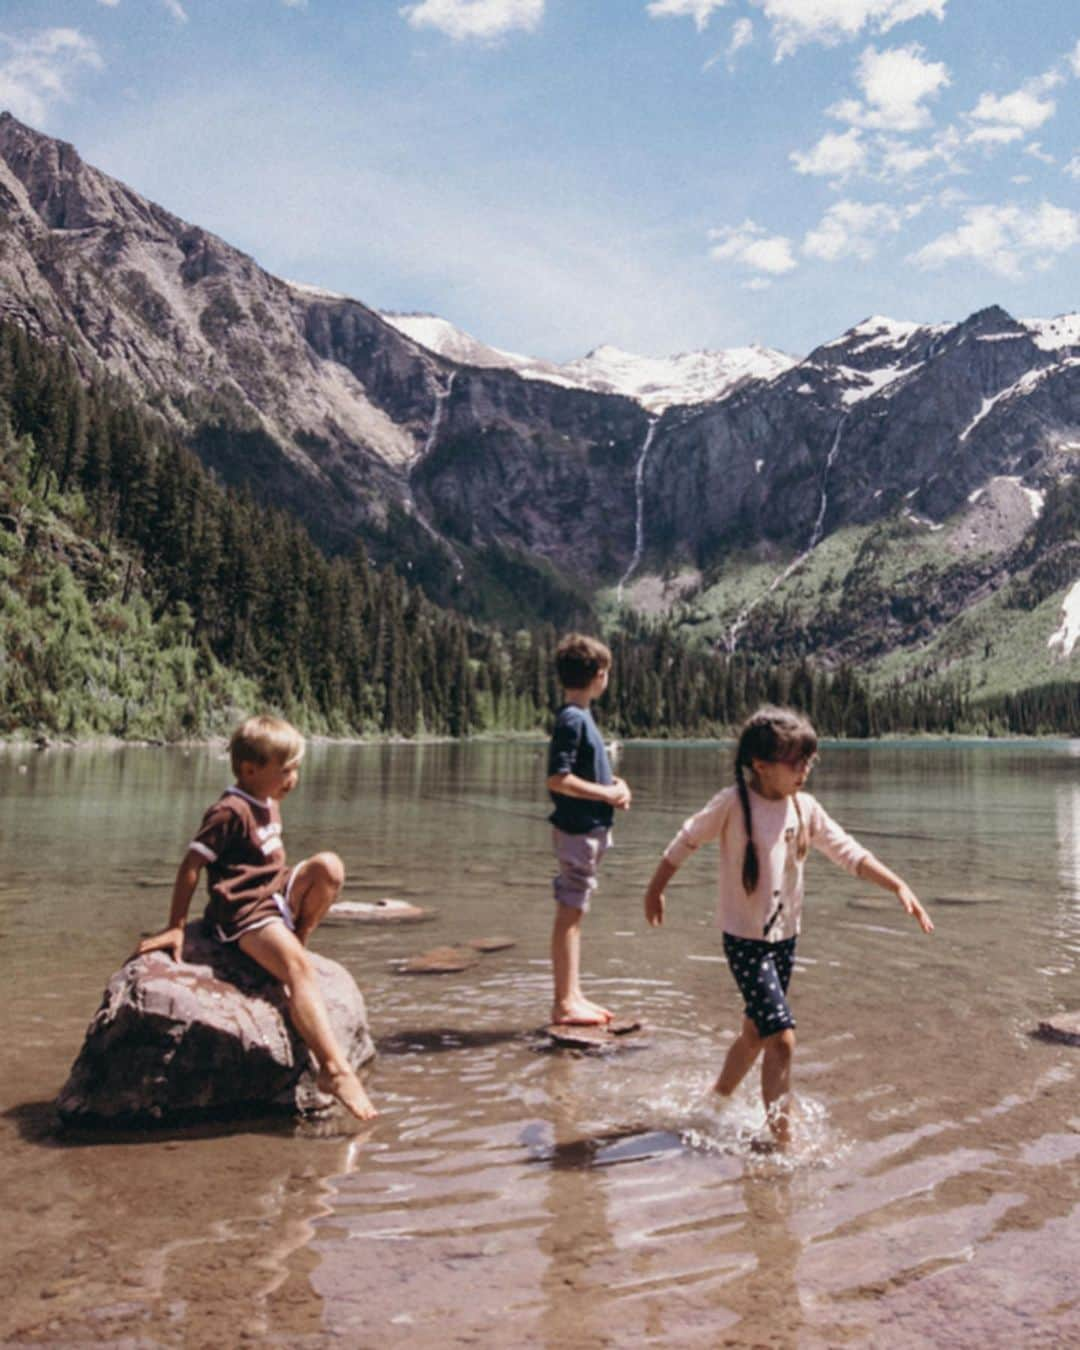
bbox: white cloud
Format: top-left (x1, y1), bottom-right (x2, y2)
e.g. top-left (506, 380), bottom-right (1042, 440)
top-left (703, 15), bottom-right (754, 70)
top-left (95, 0), bottom-right (121, 7)
top-left (647, 0), bottom-right (729, 31)
top-left (0, 27), bottom-right (102, 127)
top-left (401, 0), bottom-right (543, 41)
top-left (752, 0), bottom-right (947, 60)
top-left (1025, 141), bottom-right (1054, 165)
top-left (709, 219), bottom-right (797, 274)
top-left (1070, 40), bottom-right (1080, 78)
top-left (1066, 155), bottom-right (1080, 181)
top-left (727, 17), bottom-right (754, 61)
top-left (966, 125), bottom-right (1024, 147)
top-left (161, 0), bottom-right (189, 19)
top-left (879, 137), bottom-right (934, 176)
top-left (969, 86), bottom-right (1056, 135)
top-left (803, 198), bottom-right (905, 260)
top-left (829, 43), bottom-right (949, 132)
top-left (743, 277), bottom-right (773, 290)
top-left (911, 201), bottom-right (1080, 277)
top-left (790, 126), bottom-right (867, 178)
top-left (1010, 174), bottom-right (1032, 185)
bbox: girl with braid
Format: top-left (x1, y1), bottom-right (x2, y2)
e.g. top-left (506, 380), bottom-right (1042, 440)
top-left (642, 706), bottom-right (932, 1147)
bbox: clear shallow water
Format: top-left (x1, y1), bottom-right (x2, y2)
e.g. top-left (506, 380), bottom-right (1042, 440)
top-left (3, 738), bottom-right (1079, 1347)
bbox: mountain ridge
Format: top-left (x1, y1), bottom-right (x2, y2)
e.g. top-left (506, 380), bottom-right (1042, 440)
top-left (0, 111), bottom-right (1076, 690)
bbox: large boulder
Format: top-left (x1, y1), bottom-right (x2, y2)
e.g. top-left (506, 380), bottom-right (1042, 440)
top-left (56, 921), bottom-right (375, 1124)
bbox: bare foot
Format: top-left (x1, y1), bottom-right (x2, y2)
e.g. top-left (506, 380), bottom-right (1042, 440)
top-left (317, 1066), bottom-right (378, 1121)
top-left (551, 1000), bottom-right (610, 1027)
top-left (583, 999), bottom-right (614, 1023)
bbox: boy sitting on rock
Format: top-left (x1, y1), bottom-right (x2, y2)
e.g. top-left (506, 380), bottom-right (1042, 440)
top-left (136, 714), bottom-right (376, 1121)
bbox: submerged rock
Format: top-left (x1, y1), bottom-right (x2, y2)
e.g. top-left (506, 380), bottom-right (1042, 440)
top-left (1037, 1012), bottom-right (1080, 1046)
top-left (325, 897), bottom-right (432, 923)
top-left (399, 945), bottom-right (480, 974)
top-left (56, 921), bottom-right (375, 1125)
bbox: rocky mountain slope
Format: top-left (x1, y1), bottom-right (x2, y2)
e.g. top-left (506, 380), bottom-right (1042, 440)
top-left (0, 112), bottom-right (1076, 683)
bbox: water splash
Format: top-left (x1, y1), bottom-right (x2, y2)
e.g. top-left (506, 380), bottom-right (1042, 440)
top-left (617, 417), bottom-right (660, 600)
top-left (681, 1093), bottom-right (847, 1173)
top-left (726, 415), bottom-right (847, 652)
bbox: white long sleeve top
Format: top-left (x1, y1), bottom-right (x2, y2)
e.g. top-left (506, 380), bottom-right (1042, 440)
top-left (662, 785), bottom-right (869, 942)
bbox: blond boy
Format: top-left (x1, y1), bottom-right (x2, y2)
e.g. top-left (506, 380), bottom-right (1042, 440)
top-left (136, 715), bottom-right (376, 1121)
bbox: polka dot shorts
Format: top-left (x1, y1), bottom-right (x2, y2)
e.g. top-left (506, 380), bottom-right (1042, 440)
top-left (722, 933), bottom-right (797, 1037)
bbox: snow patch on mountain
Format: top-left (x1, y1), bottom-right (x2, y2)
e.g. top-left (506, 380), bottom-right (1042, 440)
top-left (380, 313), bottom-right (797, 411)
top-left (960, 359), bottom-right (1080, 441)
top-left (287, 279), bottom-right (348, 302)
top-left (380, 312), bottom-right (545, 374)
top-left (1022, 313), bottom-right (1080, 352)
top-left (837, 361), bottom-right (923, 405)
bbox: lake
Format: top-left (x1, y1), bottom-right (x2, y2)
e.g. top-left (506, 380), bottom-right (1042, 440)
top-left (2, 738), bottom-right (1079, 1347)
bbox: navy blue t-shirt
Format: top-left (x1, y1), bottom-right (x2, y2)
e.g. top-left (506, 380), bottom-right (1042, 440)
top-left (547, 703), bottom-right (614, 834)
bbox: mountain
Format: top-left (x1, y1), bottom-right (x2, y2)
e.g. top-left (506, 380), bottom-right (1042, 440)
top-left (380, 311), bottom-right (796, 412)
top-left (0, 111), bottom-right (1076, 693)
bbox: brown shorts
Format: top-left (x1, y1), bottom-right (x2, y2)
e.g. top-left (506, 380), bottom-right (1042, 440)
top-left (209, 865), bottom-right (298, 943)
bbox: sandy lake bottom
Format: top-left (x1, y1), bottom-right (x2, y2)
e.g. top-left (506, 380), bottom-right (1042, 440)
top-left (2, 738), bottom-right (1079, 1348)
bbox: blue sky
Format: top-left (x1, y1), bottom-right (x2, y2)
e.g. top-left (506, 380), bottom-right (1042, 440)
top-left (0, 1), bottom-right (1077, 360)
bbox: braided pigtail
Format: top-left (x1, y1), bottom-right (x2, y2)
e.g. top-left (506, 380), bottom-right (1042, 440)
top-left (793, 792), bottom-right (808, 861)
top-left (735, 760), bottom-right (758, 893)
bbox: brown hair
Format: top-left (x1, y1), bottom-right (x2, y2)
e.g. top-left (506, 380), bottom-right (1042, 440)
top-left (733, 706), bottom-right (817, 893)
top-left (229, 715), bottom-right (305, 777)
top-left (555, 633), bottom-right (612, 690)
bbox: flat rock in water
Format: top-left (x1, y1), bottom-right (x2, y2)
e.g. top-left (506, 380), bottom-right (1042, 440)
top-left (467, 936), bottom-right (516, 952)
top-left (56, 920), bottom-right (374, 1125)
top-left (1037, 1012), bottom-right (1080, 1046)
top-left (400, 946), bottom-right (479, 974)
top-left (545, 1019), bottom-right (645, 1049)
top-left (325, 898), bottom-right (432, 924)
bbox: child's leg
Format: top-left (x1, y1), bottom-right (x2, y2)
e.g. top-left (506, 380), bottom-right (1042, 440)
top-left (714, 1016), bottom-right (764, 1096)
top-left (718, 935), bottom-right (797, 1142)
top-left (761, 1028), bottom-right (796, 1146)
top-left (287, 851), bottom-right (345, 946)
top-left (551, 902), bottom-right (592, 1023)
top-left (239, 921), bottom-right (377, 1121)
top-left (550, 828), bottom-right (612, 1023)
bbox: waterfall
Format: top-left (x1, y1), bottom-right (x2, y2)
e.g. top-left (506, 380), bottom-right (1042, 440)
top-left (422, 371), bottom-right (457, 458)
top-left (407, 372), bottom-right (464, 582)
top-left (726, 415), bottom-right (847, 652)
top-left (617, 418), bottom-right (659, 600)
top-left (808, 413), bottom-right (846, 552)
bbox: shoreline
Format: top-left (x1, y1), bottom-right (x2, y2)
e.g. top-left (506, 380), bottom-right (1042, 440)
top-left (2, 729), bottom-right (1076, 753)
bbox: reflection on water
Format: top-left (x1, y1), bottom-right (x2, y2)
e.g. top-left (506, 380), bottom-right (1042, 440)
top-left (2, 738), bottom-right (1079, 1346)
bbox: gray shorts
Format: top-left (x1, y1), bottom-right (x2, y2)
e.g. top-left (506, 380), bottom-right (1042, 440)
top-left (552, 826), bottom-right (612, 913)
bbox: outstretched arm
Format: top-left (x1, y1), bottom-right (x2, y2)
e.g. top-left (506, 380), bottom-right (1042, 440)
top-left (857, 854), bottom-right (934, 934)
top-left (643, 856), bottom-right (678, 927)
top-left (546, 772), bottom-right (632, 810)
top-left (133, 850), bottom-right (204, 960)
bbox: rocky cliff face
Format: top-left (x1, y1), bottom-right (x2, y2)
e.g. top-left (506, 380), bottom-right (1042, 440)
top-left (643, 308), bottom-right (1078, 567)
top-left (0, 113), bottom-right (1076, 661)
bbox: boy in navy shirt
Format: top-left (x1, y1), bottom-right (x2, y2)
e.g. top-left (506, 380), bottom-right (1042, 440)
top-left (545, 634), bottom-right (632, 1025)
